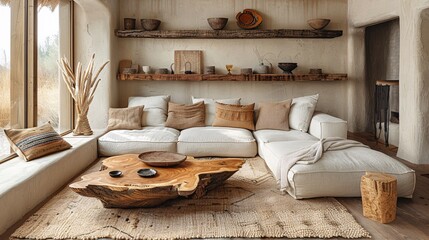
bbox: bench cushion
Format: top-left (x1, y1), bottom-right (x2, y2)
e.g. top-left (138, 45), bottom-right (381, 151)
top-left (98, 127), bottom-right (180, 156)
top-left (0, 135), bottom-right (97, 235)
top-left (178, 127), bottom-right (257, 157)
top-left (258, 140), bottom-right (416, 199)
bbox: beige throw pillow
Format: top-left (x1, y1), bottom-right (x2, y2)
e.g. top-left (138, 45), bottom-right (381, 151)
top-left (107, 106), bottom-right (143, 131)
top-left (212, 102), bottom-right (255, 130)
top-left (256, 99), bottom-right (292, 130)
top-left (191, 96), bottom-right (241, 125)
top-left (3, 123), bottom-right (72, 161)
top-left (165, 101), bottom-right (205, 130)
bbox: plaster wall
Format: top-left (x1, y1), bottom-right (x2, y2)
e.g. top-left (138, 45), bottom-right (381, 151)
top-left (348, 0), bottom-right (429, 164)
top-left (73, 0), bottom-right (119, 130)
top-left (117, 0), bottom-right (348, 120)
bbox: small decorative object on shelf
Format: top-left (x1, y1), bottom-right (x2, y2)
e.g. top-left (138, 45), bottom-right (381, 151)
top-left (307, 18), bottom-right (331, 30)
top-left (58, 54), bottom-right (109, 135)
top-left (278, 62), bottom-right (298, 74)
top-left (185, 62), bottom-right (192, 74)
top-left (174, 50), bottom-right (203, 74)
top-left (205, 66), bottom-right (215, 74)
top-left (124, 18), bottom-right (136, 30)
top-left (207, 18), bottom-right (228, 30)
top-left (170, 63), bottom-right (175, 74)
top-left (226, 64), bottom-right (233, 75)
top-left (155, 68), bottom-right (169, 74)
top-left (309, 68), bottom-right (323, 74)
top-left (141, 19), bottom-right (161, 30)
top-left (142, 66), bottom-right (151, 74)
top-left (241, 68), bottom-right (252, 74)
top-left (236, 9), bottom-right (263, 29)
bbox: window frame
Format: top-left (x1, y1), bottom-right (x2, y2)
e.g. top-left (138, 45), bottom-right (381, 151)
top-left (0, 0), bottom-right (74, 163)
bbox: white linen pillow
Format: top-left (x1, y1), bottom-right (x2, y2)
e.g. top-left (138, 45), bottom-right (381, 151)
top-left (128, 95), bottom-right (170, 126)
top-left (192, 96), bottom-right (241, 125)
top-left (289, 94), bottom-right (319, 132)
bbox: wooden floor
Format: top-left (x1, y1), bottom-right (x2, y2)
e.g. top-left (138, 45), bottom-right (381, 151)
top-left (2, 132), bottom-right (429, 240)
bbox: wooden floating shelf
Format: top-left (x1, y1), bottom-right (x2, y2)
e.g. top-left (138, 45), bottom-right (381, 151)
top-left (117, 73), bottom-right (347, 82)
top-left (115, 29), bottom-right (343, 39)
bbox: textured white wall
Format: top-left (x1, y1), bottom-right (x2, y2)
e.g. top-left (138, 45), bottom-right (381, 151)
top-left (348, 0), bottom-right (429, 164)
top-left (117, 0), bottom-right (348, 120)
top-left (74, 0), bottom-right (119, 130)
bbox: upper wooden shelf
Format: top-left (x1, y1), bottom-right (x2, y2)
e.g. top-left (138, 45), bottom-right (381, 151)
top-left (117, 73), bottom-right (347, 82)
top-left (115, 29), bottom-right (343, 39)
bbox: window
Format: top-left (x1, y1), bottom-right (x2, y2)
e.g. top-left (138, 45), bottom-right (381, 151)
top-left (37, 5), bottom-right (60, 128)
top-left (0, 0), bottom-right (73, 160)
top-left (0, 4), bottom-right (11, 159)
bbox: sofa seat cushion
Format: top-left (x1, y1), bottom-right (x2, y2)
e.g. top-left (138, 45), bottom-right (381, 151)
top-left (98, 127), bottom-right (180, 156)
top-left (254, 129), bottom-right (318, 143)
top-left (259, 140), bottom-right (416, 199)
top-left (178, 127), bottom-right (257, 157)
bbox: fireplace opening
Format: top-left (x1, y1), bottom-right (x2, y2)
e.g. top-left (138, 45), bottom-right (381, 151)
top-left (365, 18), bottom-right (400, 146)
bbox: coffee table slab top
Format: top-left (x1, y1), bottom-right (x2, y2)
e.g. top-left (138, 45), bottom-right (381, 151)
top-left (69, 154), bottom-right (244, 208)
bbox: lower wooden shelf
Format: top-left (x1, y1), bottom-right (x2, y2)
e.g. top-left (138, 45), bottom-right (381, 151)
top-left (117, 73), bottom-right (347, 82)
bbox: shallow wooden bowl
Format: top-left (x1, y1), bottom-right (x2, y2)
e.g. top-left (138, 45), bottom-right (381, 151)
top-left (307, 18), bottom-right (330, 30)
top-left (138, 151), bottom-right (187, 167)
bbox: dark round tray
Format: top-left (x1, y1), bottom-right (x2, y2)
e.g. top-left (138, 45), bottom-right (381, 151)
top-left (137, 168), bottom-right (157, 178)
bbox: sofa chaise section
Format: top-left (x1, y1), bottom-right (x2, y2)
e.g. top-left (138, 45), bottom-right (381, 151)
top-left (98, 127), bottom-right (180, 156)
top-left (255, 113), bottom-right (416, 199)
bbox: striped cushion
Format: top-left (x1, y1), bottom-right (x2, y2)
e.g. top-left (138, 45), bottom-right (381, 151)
top-left (3, 123), bottom-right (72, 161)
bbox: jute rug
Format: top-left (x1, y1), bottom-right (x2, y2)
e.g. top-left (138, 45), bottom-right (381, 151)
top-left (11, 157), bottom-right (370, 239)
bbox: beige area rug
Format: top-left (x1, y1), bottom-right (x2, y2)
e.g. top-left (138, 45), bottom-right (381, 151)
top-left (12, 157), bottom-right (370, 239)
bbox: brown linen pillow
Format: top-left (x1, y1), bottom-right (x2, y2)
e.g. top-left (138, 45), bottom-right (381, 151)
top-left (165, 101), bottom-right (205, 130)
top-left (107, 106), bottom-right (143, 131)
top-left (255, 99), bottom-right (292, 130)
top-left (212, 102), bottom-right (255, 130)
top-left (3, 123), bottom-right (72, 161)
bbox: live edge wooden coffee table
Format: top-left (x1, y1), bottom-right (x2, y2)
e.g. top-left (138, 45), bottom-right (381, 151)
top-left (69, 154), bottom-right (244, 208)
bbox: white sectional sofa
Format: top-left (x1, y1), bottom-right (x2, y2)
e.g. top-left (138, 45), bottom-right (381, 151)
top-left (99, 97), bottom-right (416, 200)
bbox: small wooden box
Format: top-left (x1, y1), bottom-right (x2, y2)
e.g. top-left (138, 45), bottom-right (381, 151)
top-left (361, 172), bottom-right (397, 223)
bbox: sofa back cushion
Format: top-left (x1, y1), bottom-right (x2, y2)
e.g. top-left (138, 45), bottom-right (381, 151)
top-left (212, 102), bottom-right (255, 130)
top-left (192, 96), bottom-right (241, 126)
top-left (289, 94), bottom-right (319, 132)
top-left (165, 101), bottom-right (205, 130)
top-left (3, 123), bottom-right (72, 161)
top-left (107, 106), bottom-right (143, 131)
top-left (128, 95), bottom-right (170, 126)
top-left (256, 99), bottom-right (292, 131)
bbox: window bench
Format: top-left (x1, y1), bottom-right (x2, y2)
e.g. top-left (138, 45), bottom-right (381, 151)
top-left (0, 131), bottom-right (102, 235)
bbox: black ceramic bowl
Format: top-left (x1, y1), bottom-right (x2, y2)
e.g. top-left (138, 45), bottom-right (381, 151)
top-left (109, 170), bottom-right (123, 178)
top-left (137, 168), bottom-right (157, 178)
top-left (278, 62), bottom-right (298, 74)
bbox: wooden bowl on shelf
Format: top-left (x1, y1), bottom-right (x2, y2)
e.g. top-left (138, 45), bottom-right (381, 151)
top-left (307, 18), bottom-right (330, 30)
top-left (207, 18), bottom-right (228, 30)
top-left (141, 19), bottom-right (161, 31)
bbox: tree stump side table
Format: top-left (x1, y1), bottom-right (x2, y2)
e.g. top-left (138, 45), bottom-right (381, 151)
top-left (361, 172), bottom-right (397, 223)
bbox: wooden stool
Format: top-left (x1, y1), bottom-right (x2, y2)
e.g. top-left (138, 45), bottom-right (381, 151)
top-left (361, 172), bottom-right (397, 223)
